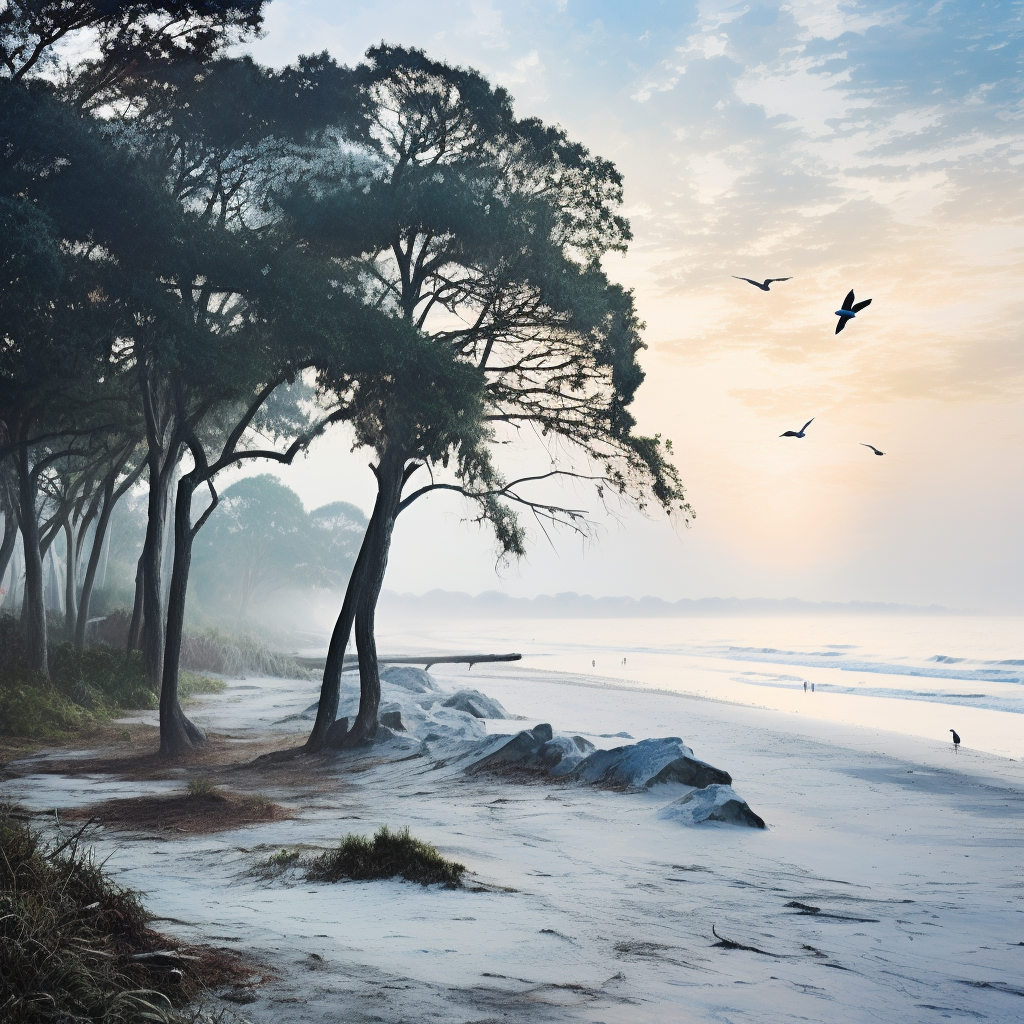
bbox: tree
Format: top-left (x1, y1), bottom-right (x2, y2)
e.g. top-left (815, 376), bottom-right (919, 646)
top-left (1, 1), bottom-right (265, 88)
top-left (294, 45), bottom-right (691, 752)
top-left (190, 476), bottom-right (366, 619)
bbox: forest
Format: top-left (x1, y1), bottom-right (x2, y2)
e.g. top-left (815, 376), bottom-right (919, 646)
top-left (1, 0), bottom-right (688, 760)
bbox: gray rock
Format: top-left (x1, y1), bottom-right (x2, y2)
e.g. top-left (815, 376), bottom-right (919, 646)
top-left (647, 757), bottom-right (732, 788)
top-left (380, 710), bottom-right (405, 732)
top-left (380, 665), bottom-right (439, 693)
top-left (658, 784), bottom-right (766, 828)
top-left (567, 737), bottom-right (703, 792)
top-left (467, 724), bottom-right (554, 774)
top-left (441, 689), bottom-right (510, 719)
top-left (323, 717), bottom-right (350, 748)
top-left (543, 735), bottom-right (593, 776)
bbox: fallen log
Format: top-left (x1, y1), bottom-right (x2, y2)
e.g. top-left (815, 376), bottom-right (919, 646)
top-left (294, 652), bottom-right (522, 671)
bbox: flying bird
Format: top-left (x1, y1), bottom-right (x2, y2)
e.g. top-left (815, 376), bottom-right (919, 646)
top-left (780, 418), bottom-right (814, 438)
top-left (861, 443), bottom-right (885, 456)
top-left (733, 276), bottom-right (792, 291)
top-left (835, 289), bottom-right (872, 334)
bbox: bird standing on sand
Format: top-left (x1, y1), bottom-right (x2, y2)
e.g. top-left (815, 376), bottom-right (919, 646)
top-left (780, 418), bottom-right (814, 438)
top-left (835, 289), bottom-right (872, 334)
top-left (861, 443), bottom-right (885, 456)
top-left (950, 729), bottom-right (961, 752)
top-left (733, 276), bottom-right (792, 291)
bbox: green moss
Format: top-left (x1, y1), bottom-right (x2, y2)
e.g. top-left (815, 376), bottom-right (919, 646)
top-left (306, 826), bottom-right (466, 888)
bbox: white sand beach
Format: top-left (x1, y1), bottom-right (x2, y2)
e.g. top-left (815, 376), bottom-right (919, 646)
top-left (4, 658), bottom-right (1023, 1024)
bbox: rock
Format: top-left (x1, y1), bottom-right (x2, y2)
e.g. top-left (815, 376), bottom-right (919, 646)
top-left (543, 735), bottom-right (593, 776)
top-left (658, 784), bottom-right (766, 828)
top-left (379, 665), bottom-right (439, 693)
top-left (379, 710), bottom-right (405, 732)
top-left (647, 757), bottom-right (732, 788)
top-left (441, 689), bottom-right (510, 719)
top-left (567, 737), bottom-right (700, 791)
top-left (323, 717), bottom-right (349, 748)
top-left (467, 724), bottom-right (554, 774)
top-left (418, 706), bottom-right (488, 754)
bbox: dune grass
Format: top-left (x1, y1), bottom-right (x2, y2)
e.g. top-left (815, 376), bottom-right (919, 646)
top-left (0, 804), bottom-right (182, 1022)
top-left (304, 826), bottom-right (466, 888)
top-left (0, 617), bottom-right (222, 740)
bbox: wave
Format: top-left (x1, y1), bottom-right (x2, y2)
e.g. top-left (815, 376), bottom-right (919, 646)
top-left (731, 675), bottom-right (1024, 715)
top-left (666, 644), bottom-right (1024, 685)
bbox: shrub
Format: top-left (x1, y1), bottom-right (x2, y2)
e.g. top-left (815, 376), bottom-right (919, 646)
top-left (305, 826), bottom-right (466, 888)
top-left (178, 672), bottom-right (225, 701)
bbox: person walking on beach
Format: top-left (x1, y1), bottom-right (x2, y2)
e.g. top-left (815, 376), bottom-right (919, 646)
top-left (950, 729), bottom-right (961, 753)
top-left (803, 681), bottom-right (807, 692)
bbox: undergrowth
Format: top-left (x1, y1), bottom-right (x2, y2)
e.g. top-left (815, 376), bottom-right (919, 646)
top-left (303, 826), bottom-right (466, 888)
top-left (0, 617), bottom-right (222, 739)
top-left (95, 610), bottom-right (310, 679)
top-left (0, 804), bottom-right (190, 1022)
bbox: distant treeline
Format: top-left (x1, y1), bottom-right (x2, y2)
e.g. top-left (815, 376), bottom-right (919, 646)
top-left (379, 590), bottom-right (961, 618)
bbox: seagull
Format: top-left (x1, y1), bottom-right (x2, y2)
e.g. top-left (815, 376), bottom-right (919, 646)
top-left (733, 276), bottom-right (792, 291)
top-left (780, 418), bottom-right (814, 438)
top-left (861, 443), bottom-right (885, 456)
top-left (835, 289), bottom-right (872, 334)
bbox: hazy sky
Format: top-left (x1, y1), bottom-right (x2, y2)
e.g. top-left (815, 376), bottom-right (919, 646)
top-left (233, 0), bottom-right (1023, 611)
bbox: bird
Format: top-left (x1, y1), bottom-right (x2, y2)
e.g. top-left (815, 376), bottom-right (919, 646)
top-left (950, 729), bottom-right (960, 752)
top-left (733, 276), bottom-right (792, 291)
top-left (861, 443), bottom-right (885, 456)
top-left (835, 289), bottom-right (872, 334)
top-left (780, 418), bottom-right (814, 438)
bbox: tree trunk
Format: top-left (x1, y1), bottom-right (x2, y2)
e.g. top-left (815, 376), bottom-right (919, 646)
top-left (62, 520), bottom-right (78, 639)
top-left (16, 443), bottom-right (47, 675)
top-left (75, 475), bottom-right (113, 654)
top-left (333, 448), bottom-right (405, 748)
top-left (127, 553), bottom-right (144, 651)
top-left (140, 448), bottom-right (173, 688)
top-left (302, 531), bottom-right (369, 752)
top-left (77, 459), bottom-right (143, 654)
top-left (0, 510), bottom-right (17, 608)
top-left (159, 472), bottom-right (206, 755)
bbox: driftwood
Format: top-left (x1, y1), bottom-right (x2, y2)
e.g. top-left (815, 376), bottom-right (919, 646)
top-left (295, 652), bottom-right (522, 671)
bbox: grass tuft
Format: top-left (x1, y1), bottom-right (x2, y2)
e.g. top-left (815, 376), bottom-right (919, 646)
top-left (186, 778), bottom-right (218, 798)
top-left (305, 826), bottom-right (466, 888)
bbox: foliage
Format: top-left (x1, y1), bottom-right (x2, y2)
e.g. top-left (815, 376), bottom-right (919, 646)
top-left (189, 474), bottom-right (366, 618)
top-left (0, 616), bottom-right (219, 737)
top-left (0, 803), bottom-right (183, 1023)
top-left (305, 826), bottom-right (466, 888)
top-left (178, 626), bottom-right (311, 679)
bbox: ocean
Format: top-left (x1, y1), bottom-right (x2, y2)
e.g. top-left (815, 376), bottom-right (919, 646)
top-left (363, 614), bottom-right (1024, 758)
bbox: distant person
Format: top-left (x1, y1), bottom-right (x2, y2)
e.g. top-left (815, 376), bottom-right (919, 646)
top-left (950, 729), bottom-right (960, 752)
top-left (811, 683), bottom-right (815, 692)
top-left (592, 660), bottom-right (595, 668)
top-left (803, 681), bottom-right (807, 692)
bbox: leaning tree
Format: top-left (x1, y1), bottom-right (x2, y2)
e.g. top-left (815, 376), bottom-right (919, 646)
top-left (293, 45), bottom-right (691, 752)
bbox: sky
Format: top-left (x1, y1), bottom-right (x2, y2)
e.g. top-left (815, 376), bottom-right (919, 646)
top-left (233, 0), bottom-right (1023, 611)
